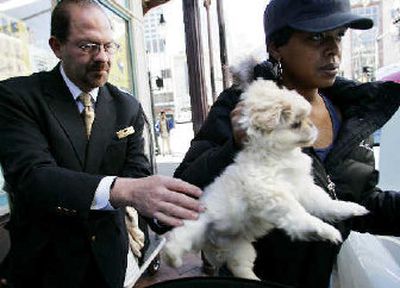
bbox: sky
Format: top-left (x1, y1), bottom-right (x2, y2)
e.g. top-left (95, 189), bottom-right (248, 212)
top-left (223, 0), bottom-right (269, 60)
top-left (162, 0), bottom-right (269, 62)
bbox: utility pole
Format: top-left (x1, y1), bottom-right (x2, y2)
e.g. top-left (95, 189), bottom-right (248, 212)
top-left (216, 0), bottom-right (230, 89)
top-left (182, 0), bottom-right (209, 134)
top-left (203, 0), bottom-right (217, 102)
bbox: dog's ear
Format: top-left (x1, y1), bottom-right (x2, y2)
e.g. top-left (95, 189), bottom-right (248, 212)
top-left (250, 102), bottom-right (293, 132)
top-left (250, 104), bottom-right (282, 132)
top-left (279, 102), bottom-right (293, 124)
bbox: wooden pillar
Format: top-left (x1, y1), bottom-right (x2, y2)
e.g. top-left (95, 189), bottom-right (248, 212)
top-left (182, 0), bottom-right (209, 134)
top-left (204, 0), bottom-right (217, 102)
top-left (216, 0), bottom-right (230, 89)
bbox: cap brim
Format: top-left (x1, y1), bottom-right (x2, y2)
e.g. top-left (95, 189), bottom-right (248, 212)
top-left (289, 12), bottom-right (373, 32)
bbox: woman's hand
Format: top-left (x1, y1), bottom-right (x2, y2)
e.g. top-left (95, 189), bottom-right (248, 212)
top-left (230, 101), bottom-right (248, 148)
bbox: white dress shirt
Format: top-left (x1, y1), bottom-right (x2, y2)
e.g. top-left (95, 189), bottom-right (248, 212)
top-left (60, 65), bottom-right (116, 210)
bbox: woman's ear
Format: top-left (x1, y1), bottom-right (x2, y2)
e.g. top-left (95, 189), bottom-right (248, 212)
top-left (267, 42), bottom-right (281, 62)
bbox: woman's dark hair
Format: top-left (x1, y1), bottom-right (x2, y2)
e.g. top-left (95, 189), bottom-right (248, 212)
top-left (50, 0), bottom-right (101, 43)
top-left (267, 26), bottom-right (295, 64)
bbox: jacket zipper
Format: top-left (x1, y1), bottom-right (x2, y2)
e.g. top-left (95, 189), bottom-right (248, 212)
top-left (326, 175), bottom-right (337, 200)
top-left (305, 147), bottom-right (338, 200)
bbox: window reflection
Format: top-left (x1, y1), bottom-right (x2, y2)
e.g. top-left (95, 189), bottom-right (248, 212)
top-left (114, 0), bottom-right (128, 8)
top-left (105, 9), bottom-right (133, 92)
top-left (0, 0), bottom-right (57, 216)
top-left (0, 0), bottom-right (57, 81)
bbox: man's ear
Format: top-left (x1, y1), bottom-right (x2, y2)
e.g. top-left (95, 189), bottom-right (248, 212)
top-left (49, 36), bottom-right (63, 60)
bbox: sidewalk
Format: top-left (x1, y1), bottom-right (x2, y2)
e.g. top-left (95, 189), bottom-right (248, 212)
top-left (155, 122), bottom-right (194, 177)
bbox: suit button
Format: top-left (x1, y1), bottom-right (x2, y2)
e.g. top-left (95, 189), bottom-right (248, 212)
top-left (91, 235), bottom-right (96, 242)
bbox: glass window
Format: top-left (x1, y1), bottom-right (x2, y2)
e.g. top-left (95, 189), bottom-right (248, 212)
top-left (113, 0), bottom-right (128, 8)
top-left (0, 0), bottom-right (56, 216)
top-left (102, 7), bottom-right (133, 92)
top-left (152, 38), bottom-right (158, 53)
top-left (0, 0), bottom-right (57, 81)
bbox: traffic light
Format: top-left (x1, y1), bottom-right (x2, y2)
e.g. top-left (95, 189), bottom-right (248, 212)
top-left (155, 76), bottom-right (164, 89)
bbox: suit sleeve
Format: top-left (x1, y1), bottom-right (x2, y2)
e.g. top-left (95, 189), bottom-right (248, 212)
top-left (0, 82), bottom-right (102, 217)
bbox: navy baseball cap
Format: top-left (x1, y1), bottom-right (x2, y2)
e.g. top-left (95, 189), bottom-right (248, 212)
top-left (264, 0), bottom-right (374, 44)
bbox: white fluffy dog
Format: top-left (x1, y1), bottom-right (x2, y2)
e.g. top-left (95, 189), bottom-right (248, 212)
top-left (163, 80), bottom-right (368, 280)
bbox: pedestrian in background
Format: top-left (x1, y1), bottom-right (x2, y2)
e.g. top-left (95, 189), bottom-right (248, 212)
top-left (174, 0), bottom-right (400, 287)
top-left (156, 111), bottom-right (173, 156)
top-left (0, 1), bottom-right (203, 287)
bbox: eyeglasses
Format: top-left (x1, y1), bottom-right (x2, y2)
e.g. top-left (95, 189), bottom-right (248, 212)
top-left (78, 42), bottom-right (120, 55)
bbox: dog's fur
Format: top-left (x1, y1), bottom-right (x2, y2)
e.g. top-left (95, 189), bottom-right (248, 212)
top-left (163, 79), bottom-right (369, 280)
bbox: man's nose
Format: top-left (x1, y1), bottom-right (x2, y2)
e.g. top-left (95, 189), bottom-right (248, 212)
top-left (93, 46), bottom-right (110, 62)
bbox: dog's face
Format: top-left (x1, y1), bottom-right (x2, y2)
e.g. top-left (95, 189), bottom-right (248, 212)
top-left (241, 80), bottom-right (317, 150)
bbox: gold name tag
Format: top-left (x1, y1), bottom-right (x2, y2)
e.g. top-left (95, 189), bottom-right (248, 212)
top-left (116, 126), bottom-right (135, 139)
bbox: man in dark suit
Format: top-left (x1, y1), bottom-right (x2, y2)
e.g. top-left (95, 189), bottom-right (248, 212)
top-left (0, 1), bottom-right (203, 287)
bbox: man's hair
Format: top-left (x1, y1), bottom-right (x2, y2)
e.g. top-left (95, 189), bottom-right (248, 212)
top-left (51, 0), bottom-right (103, 43)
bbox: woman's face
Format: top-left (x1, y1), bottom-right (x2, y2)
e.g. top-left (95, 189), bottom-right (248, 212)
top-left (274, 27), bottom-right (347, 91)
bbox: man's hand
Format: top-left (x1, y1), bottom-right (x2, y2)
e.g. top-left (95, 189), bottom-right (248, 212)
top-left (110, 175), bottom-right (205, 227)
top-left (230, 101), bottom-right (248, 148)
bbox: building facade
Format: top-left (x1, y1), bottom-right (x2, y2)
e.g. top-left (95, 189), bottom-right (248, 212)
top-left (342, 0), bottom-right (400, 80)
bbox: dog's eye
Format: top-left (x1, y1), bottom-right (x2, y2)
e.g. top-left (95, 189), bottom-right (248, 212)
top-left (291, 122), bottom-right (302, 129)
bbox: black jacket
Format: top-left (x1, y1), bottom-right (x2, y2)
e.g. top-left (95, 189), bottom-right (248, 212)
top-left (174, 62), bottom-right (400, 288)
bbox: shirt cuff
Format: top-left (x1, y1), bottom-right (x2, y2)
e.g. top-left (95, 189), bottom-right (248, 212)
top-left (90, 176), bottom-right (117, 210)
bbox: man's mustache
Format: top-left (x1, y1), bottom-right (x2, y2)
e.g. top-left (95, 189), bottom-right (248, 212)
top-left (89, 62), bottom-right (110, 71)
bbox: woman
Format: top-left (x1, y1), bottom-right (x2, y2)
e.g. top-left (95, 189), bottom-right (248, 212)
top-left (174, 0), bottom-right (400, 287)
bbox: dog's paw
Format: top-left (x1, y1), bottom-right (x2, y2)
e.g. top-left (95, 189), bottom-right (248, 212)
top-left (348, 203), bottom-right (369, 216)
top-left (315, 223), bottom-right (343, 244)
top-left (162, 244), bottom-right (183, 268)
top-left (229, 266), bottom-right (260, 280)
top-left (287, 216), bottom-right (343, 244)
top-left (325, 201), bottom-right (369, 221)
top-left (244, 273), bottom-right (260, 281)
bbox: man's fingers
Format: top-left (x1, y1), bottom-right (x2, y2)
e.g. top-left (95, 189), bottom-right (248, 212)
top-left (164, 177), bottom-right (203, 198)
top-left (154, 211), bottom-right (183, 227)
top-left (162, 189), bottom-right (205, 213)
top-left (158, 200), bottom-right (200, 220)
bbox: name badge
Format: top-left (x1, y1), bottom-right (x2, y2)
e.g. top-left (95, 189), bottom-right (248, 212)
top-left (116, 126), bottom-right (135, 139)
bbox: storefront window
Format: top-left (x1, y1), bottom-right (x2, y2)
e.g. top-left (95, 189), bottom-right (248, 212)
top-left (104, 7), bottom-right (133, 92)
top-left (0, 0), bottom-right (57, 216)
top-left (114, 0), bottom-right (128, 8)
top-left (0, 0), bottom-right (57, 80)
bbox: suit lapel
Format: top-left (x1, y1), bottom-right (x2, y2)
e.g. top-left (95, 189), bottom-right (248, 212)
top-left (44, 65), bottom-right (87, 167)
top-left (85, 85), bottom-right (116, 173)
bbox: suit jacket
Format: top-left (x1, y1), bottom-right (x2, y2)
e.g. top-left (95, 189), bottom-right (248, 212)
top-left (0, 65), bottom-right (151, 287)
